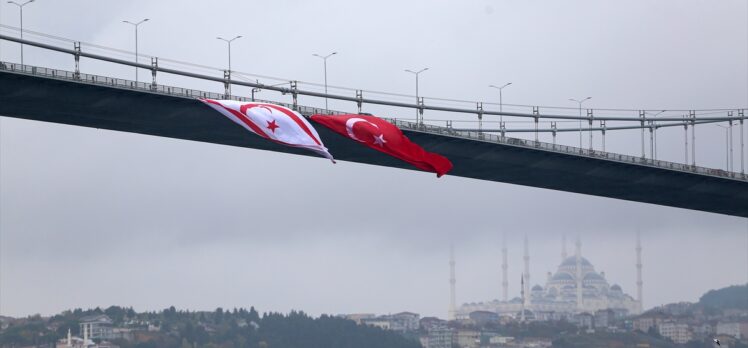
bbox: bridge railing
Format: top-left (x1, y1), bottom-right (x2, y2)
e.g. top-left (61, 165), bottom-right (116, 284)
top-left (1, 61), bottom-right (746, 182)
top-left (387, 118), bottom-right (748, 182)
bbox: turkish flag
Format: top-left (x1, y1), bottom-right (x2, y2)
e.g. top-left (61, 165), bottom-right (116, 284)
top-left (310, 114), bottom-right (453, 177)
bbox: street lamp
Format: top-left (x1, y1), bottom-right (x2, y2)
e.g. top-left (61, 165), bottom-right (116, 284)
top-left (217, 35), bottom-right (242, 73)
top-left (489, 82), bottom-right (512, 123)
top-left (569, 97), bottom-right (591, 148)
top-left (217, 35), bottom-right (242, 96)
top-left (7, 0), bottom-right (36, 65)
top-left (122, 18), bottom-right (149, 83)
top-left (405, 67), bottom-right (429, 124)
top-left (312, 51), bottom-right (337, 112)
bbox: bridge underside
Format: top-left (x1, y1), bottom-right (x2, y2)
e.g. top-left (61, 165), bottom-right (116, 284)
top-left (1, 71), bottom-right (747, 217)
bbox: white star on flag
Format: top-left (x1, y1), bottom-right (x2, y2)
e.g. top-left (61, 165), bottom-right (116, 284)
top-left (201, 99), bottom-right (334, 162)
top-left (373, 134), bottom-right (387, 146)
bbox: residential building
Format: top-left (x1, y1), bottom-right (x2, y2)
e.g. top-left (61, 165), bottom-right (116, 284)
top-left (658, 321), bottom-right (692, 344)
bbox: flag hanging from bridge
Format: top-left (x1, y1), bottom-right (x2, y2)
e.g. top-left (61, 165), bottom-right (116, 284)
top-left (201, 99), bottom-right (335, 162)
top-left (310, 114), bottom-right (453, 177)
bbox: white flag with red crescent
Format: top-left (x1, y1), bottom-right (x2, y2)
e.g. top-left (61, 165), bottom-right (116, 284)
top-left (201, 99), bottom-right (334, 162)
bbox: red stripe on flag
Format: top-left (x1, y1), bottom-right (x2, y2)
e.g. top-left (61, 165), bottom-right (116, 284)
top-left (247, 103), bottom-right (322, 146)
top-left (203, 99), bottom-right (272, 139)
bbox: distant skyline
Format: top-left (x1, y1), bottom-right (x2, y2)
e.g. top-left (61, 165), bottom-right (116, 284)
top-left (0, 0), bottom-right (747, 319)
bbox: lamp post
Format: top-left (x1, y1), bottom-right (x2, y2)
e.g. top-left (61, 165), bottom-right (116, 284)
top-left (122, 18), bottom-right (149, 83)
top-left (217, 35), bottom-right (242, 96)
top-left (312, 51), bottom-right (337, 112)
top-left (569, 97), bottom-right (591, 148)
top-left (405, 67), bottom-right (429, 124)
top-left (489, 82), bottom-right (512, 124)
top-left (217, 35), bottom-right (242, 73)
top-left (7, 0), bottom-right (36, 65)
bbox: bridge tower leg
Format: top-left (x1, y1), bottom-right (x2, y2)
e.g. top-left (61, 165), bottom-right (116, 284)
top-left (600, 120), bottom-right (606, 152)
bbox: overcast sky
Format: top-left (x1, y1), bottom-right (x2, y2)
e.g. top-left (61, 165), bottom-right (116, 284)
top-left (1, 0), bottom-right (747, 319)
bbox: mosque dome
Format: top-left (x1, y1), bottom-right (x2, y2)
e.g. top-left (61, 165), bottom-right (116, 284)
top-left (560, 256), bottom-right (593, 267)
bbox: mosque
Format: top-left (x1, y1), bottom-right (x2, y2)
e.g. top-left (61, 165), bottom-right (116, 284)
top-left (450, 235), bottom-right (643, 321)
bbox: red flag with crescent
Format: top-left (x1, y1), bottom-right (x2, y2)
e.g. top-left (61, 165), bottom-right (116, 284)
top-left (310, 114), bottom-right (453, 177)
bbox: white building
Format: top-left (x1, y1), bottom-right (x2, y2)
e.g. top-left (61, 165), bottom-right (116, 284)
top-left (658, 321), bottom-right (693, 344)
top-left (79, 314), bottom-right (115, 340)
top-left (717, 322), bottom-right (743, 339)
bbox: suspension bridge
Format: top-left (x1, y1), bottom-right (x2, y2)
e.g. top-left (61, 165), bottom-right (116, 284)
top-left (0, 33), bottom-right (746, 218)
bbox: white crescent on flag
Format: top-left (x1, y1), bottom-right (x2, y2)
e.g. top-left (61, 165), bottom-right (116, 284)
top-left (201, 99), bottom-right (335, 162)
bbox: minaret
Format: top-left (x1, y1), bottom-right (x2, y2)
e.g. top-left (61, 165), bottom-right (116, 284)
top-left (502, 234), bottom-right (508, 302)
top-left (523, 234), bottom-right (530, 306)
top-left (449, 244), bottom-right (457, 320)
top-left (636, 231), bottom-right (643, 314)
top-left (562, 235), bottom-right (568, 260)
top-left (520, 273), bottom-right (526, 322)
top-left (575, 236), bottom-right (583, 311)
top-left (67, 328), bottom-right (72, 347)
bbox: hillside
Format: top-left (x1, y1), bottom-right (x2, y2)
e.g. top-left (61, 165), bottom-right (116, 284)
top-left (699, 284), bottom-right (748, 310)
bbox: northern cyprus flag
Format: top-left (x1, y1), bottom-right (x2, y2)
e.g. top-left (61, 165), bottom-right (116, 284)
top-left (201, 99), bottom-right (335, 162)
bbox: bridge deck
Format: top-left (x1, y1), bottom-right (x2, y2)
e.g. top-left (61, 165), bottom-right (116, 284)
top-left (1, 65), bottom-right (746, 217)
